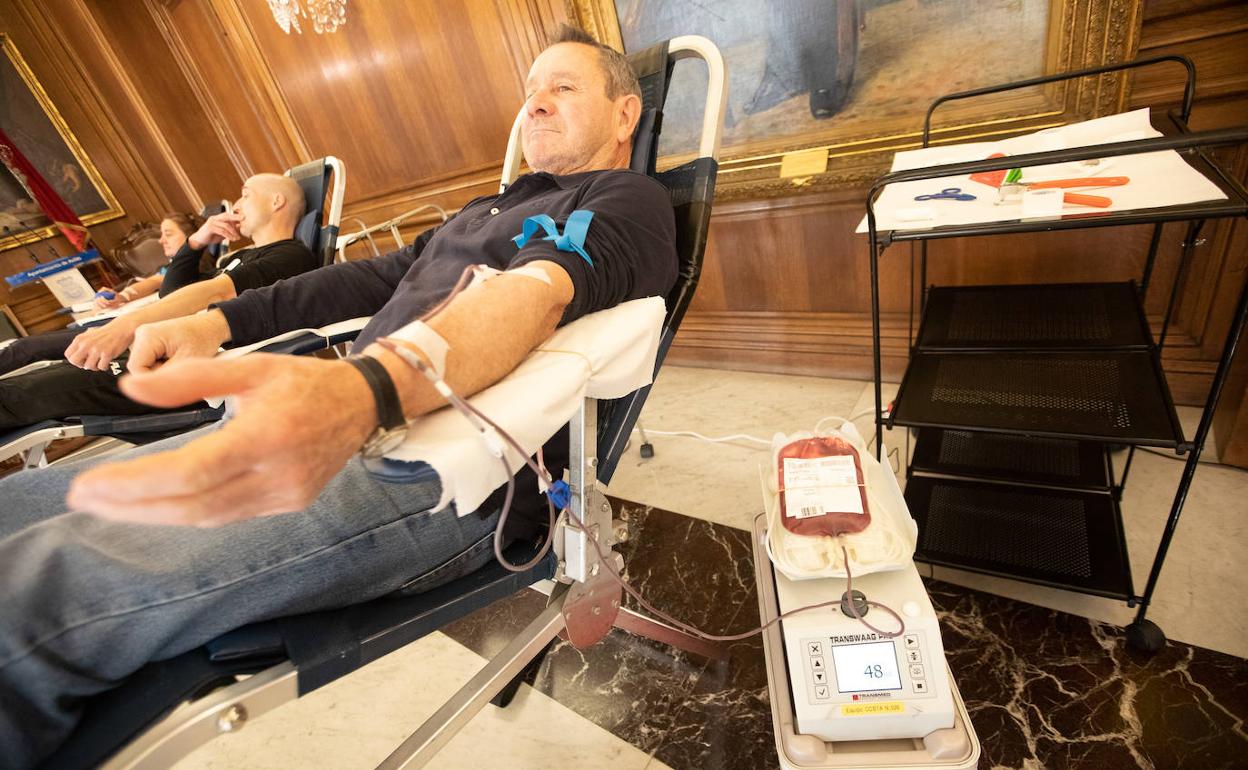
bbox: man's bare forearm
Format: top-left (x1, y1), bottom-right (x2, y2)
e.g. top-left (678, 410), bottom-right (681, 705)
top-left (120, 275), bottom-right (238, 331)
top-left (362, 261), bottom-right (574, 422)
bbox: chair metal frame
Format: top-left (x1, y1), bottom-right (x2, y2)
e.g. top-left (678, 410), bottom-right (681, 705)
top-left (335, 205), bottom-right (450, 263)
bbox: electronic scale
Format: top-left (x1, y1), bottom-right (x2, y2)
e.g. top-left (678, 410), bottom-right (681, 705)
top-left (753, 515), bottom-right (980, 768)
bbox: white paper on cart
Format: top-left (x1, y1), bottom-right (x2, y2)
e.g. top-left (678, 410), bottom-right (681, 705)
top-left (856, 109), bottom-right (1228, 233)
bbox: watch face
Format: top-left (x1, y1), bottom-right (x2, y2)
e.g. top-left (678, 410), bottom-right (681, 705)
top-left (361, 426), bottom-right (408, 459)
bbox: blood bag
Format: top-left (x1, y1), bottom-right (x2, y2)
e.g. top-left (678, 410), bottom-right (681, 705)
top-left (763, 420), bottom-right (918, 581)
top-left (777, 435), bottom-right (870, 538)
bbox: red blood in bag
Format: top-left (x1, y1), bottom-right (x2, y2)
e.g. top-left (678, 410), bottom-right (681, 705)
top-left (777, 436), bottom-right (871, 537)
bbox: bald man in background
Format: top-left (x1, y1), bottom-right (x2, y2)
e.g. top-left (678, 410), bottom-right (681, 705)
top-left (0, 173), bottom-right (316, 430)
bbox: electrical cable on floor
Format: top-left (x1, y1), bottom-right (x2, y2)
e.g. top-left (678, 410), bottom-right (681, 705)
top-left (634, 407), bottom-right (880, 451)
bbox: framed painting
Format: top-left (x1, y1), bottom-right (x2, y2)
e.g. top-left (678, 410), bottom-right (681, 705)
top-left (0, 34), bottom-right (123, 251)
top-left (568, 0), bottom-right (1143, 198)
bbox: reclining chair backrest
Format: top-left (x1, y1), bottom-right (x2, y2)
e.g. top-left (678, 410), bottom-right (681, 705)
top-left (499, 37), bottom-right (724, 483)
top-left (286, 157), bottom-right (346, 267)
top-left (596, 38), bottom-right (723, 483)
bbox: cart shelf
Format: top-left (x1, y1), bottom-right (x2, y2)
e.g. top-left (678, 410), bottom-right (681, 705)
top-left (910, 428), bottom-right (1112, 490)
top-left (916, 282), bottom-right (1154, 351)
top-left (890, 350), bottom-right (1185, 448)
top-left (905, 475), bottom-right (1134, 601)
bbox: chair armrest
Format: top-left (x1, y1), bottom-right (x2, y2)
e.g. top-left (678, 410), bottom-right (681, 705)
top-left (216, 317), bottom-right (371, 360)
top-left (79, 407), bottom-right (226, 441)
top-left (368, 298), bottom-right (665, 515)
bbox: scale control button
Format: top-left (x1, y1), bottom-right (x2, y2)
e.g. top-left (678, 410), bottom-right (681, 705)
top-left (904, 634), bottom-right (920, 649)
top-left (913, 680), bottom-right (929, 694)
top-left (907, 650), bottom-right (922, 664)
top-left (909, 663), bottom-right (925, 679)
top-left (811, 657), bottom-right (825, 671)
top-left (812, 670), bottom-right (827, 684)
top-left (902, 601), bottom-right (922, 618)
top-left (807, 641), bottom-right (824, 657)
top-left (814, 685), bottom-right (830, 700)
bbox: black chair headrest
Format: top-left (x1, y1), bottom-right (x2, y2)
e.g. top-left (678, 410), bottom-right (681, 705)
top-left (286, 158), bottom-right (338, 266)
top-left (626, 41), bottom-right (673, 177)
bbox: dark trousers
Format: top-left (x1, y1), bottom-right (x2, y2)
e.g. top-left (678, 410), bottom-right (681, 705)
top-left (0, 328), bottom-right (85, 376)
top-left (0, 358), bottom-right (190, 432)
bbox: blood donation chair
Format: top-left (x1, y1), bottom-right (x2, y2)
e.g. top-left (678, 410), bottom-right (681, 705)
top-left (38, 35), bottom-right (726, 770)
top-left (0, 157), bottom-right (346, 470)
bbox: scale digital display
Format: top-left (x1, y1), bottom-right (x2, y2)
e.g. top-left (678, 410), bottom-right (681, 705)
top-left (830, 640), bottom-right (902, 693)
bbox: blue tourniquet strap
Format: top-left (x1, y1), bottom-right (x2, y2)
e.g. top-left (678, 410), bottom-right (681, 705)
top-left (511, 210), bottom-right (595, 266)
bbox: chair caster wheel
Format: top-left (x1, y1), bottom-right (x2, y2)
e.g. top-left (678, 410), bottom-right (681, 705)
top-left (1126, 619), bottom-right (1166, 653)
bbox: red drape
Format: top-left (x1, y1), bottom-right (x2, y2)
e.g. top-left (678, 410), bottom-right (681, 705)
top-left (0, 127), bottom-right (89, 252)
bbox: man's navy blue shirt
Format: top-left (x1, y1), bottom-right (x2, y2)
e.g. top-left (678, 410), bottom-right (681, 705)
top-left (217, 169), bottom-right (677, 350)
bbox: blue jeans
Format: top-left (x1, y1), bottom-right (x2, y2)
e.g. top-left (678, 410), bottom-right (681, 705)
top-left (0, 422), bottom-right (502, 768)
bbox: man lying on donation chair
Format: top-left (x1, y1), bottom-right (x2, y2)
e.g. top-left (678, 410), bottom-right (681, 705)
top-left (0, 174), bottom-right (316, 430)
top-left (0, 26), bottom-right (676, 767)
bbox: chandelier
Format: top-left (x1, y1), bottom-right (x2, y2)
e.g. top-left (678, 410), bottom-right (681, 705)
top-left (267, 0), bottom-right (346, 34)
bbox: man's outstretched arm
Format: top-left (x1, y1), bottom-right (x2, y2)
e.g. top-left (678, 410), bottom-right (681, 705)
top-left (66, 261), bottom-right (574, 526)
top-left (65, 274), bottom-right (240, 371)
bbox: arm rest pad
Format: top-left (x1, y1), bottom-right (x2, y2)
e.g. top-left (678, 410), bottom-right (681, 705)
top-left (370, 297), bottom-right (665, 515)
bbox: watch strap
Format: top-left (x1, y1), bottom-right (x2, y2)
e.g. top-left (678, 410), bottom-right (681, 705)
top-left (345, 355), bottom-right (405, 431)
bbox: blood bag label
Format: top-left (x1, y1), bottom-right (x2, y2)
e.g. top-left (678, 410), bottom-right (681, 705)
top-left (782, 456), bottom-right (865, 518)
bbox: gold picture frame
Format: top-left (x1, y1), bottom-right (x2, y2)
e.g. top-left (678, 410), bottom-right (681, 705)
top-left (0, 33), bottom-right (123, 251)
top-left (568, 0), bottom-right (1142, 199)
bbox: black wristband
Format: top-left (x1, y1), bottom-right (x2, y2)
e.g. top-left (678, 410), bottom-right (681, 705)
top-left (345, 355), bottom-right (405, 431)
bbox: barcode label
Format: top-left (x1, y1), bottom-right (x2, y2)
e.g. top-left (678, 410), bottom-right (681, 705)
top-left (782, 455), bottom-right (865, 517)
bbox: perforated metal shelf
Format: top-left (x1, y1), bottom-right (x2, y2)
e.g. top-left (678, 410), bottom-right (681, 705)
top-left (910, 428), bottom-right (1111, 489)
top-left (890, 350), bottom-right (1185, 447)
top-left (916, 282), bottom-right (1153, 351)
top-left (904, 476), bottom-right (1134, 600)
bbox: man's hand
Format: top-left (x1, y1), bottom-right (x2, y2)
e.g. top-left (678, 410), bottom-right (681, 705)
top-left (67, 354), bottom-right (377, 526)
top-left (129, 311), bottom-right (233, 373)
top-left (188, 212), bottom-right (243, 250)
top-left (65, 317), bottom-right (139, 371)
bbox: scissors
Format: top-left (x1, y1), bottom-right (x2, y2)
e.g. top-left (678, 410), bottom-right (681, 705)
top-left (914, 187), bottom-right (977, 202)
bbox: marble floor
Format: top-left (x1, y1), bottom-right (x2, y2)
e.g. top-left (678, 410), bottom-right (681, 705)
top-left (177, 366), bottom-right (1248, 769)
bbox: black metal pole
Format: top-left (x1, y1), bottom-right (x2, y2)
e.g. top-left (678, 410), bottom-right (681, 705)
top-left (1134, 264), bottom-right (1248, 626)
top-left (1157, 220), bottom-right (1204, 351)
top-left (871, 240), bottom-right (884, 462)
top-left (1139, 222), bottom-right (1165, 301)
top-left (922, 55), bottom-right (1196, 147)
top-left (1116, 445), bottom-right (1135, 499)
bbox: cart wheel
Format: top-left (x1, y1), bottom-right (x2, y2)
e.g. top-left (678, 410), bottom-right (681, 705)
top-left (1126, 619), bottom-right (1166, 653)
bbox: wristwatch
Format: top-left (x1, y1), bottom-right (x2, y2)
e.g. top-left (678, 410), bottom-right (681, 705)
top-left (344, 355), bottom-right (408, 458)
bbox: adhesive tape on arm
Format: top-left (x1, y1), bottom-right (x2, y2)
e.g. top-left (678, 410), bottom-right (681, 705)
top-left (387, 320), bottom-right (449, 376)
top-left (507, 265), bottom-right (553, 285)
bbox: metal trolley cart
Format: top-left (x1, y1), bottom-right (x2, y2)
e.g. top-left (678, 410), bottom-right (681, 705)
top-left (864, 56), bottom-right (1248, 652)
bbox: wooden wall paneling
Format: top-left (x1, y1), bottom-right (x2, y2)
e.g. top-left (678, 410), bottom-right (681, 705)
top-left (203, 0), bottom-right (312, 168)
top-left (226, 0), bottom-right (523, 202)
top-left (68, 0), bottom-right (205, 210)
top-left (138, 0), bottom-right (251, 192)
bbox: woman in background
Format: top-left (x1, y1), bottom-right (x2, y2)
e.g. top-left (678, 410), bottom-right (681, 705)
top-left (0, 212), bottom-right (203, 377)
top-left (95, 213), bottom-right (202, 309)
